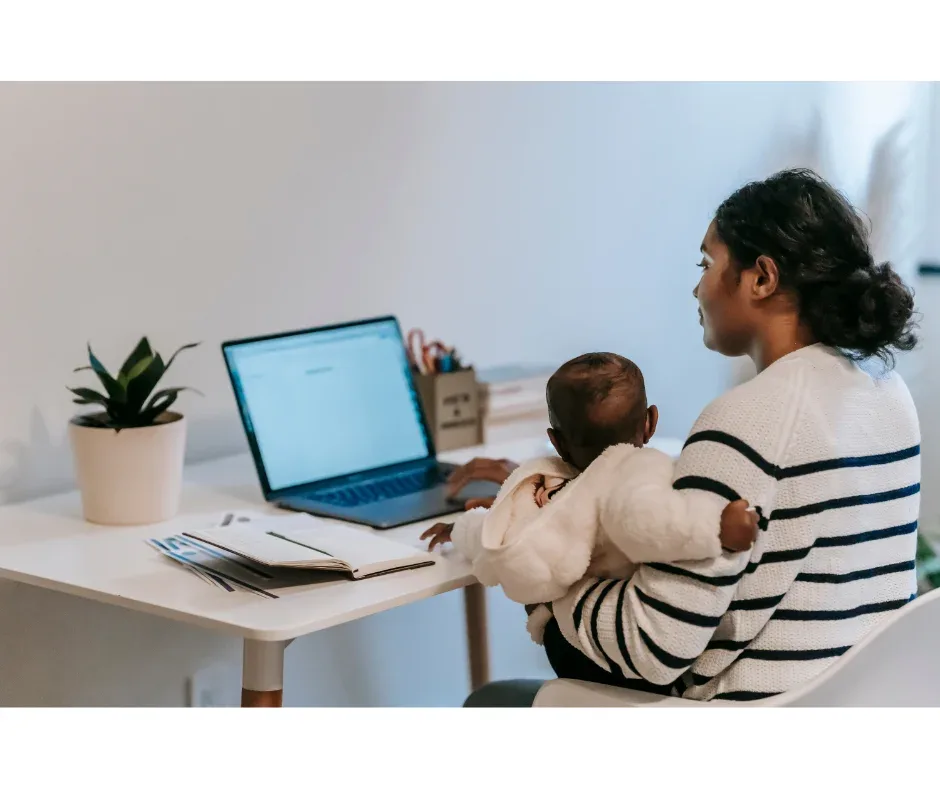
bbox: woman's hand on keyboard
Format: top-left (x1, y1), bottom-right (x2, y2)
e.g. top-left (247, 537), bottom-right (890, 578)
top-left (463, 497), bottom-right (496, 511)
top-left (445, 458), bottom-right (517, 498)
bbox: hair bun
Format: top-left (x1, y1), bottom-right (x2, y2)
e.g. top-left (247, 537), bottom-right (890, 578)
top-left (805, 262), bottom-right (916, 365)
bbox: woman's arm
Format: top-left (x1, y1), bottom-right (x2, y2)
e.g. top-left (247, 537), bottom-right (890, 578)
top-left (550, 383), bottom-right (802, 686)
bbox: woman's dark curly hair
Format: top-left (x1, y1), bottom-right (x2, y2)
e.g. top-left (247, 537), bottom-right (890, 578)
top-left (714, 168), bottom-right (917, 367)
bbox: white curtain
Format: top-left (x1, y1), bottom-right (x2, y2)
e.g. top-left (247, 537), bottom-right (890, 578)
top-left (728, 82), bottom-right (933, 392)
top-left (818, 81), bottom-right (932, 285)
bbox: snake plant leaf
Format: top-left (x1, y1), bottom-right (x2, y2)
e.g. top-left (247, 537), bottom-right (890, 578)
top-left (87, 344), bottom-right (127, 404)
top-left (119, 337), bottom-right (153, 379)
top-left (125, 352), bottom-right (165, 413)
top-left (145, 386), bottom-right (202, 409)
top-left (164, 342), bottom-right (200, 373)
top-left (137, 391), bottom-right (179, 424)
top-left (68, 387), bottom-right (109, 406)
top-left (72, 412), bottom-right (112, 428)
top-left (125, 354), bottom-right (155, 383)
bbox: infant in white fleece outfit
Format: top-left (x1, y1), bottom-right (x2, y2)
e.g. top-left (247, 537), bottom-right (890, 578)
top-left (422, 353), bottom-right (757, 643)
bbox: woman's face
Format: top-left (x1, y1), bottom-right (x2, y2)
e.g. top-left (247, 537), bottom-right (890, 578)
top-left (693, 221), bottom-right (754, 356)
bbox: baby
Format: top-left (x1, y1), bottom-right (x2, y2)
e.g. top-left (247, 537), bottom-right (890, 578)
top-left (422, 352), bottom-right (757, 642)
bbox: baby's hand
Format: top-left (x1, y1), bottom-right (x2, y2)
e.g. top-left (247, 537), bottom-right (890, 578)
top-left (420, 522), bottom-right (454, 552)
top-left (720, 500), bottom-right (759, 551)
top-left (532, 475), bottom-right (551, 507)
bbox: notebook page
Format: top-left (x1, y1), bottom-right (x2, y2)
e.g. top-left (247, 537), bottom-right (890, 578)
top-left (270, 520), bottom-right (430, 572)
top-left (185, 524), bottom-right (346, 569)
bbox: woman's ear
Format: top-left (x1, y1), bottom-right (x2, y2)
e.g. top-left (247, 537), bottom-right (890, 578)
top-left (643, 405), bottom-right (659, 444)
top-left (752, 255), bottom-right (780, 300)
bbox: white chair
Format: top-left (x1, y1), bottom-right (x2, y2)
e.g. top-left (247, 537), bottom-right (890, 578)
top-left (533, 588), bottom-right (940, 707)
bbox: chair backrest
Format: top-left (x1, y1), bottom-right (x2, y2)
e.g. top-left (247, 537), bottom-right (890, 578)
top-left (774, 588), bottom-right (940, 706)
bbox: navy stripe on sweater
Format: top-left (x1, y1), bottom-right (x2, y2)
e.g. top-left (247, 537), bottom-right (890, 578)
top-left (741, 645), bottom-right (851, 661)
top-left (689, 645), bottom-right (850, 690)
top-left (772, 483), bottom-right (920, 522)
top-left (589, 580), bottom-right (619, 671)
top-left (672, 475), bottom-right (741, 502)
top-left (796, 560), bottom-right (915, 584)
top-left (772, 595), bottom-right (914, 621)
top-left (760, 546), bottom-right (813, 565)
top-left (635, 586), bottom-right (722, 628)
top-left (713, 690), bottom-right (780, 701)
top-left (729, 593), bottom-right (786, 611)
top-left (572, 579), bottom-right (603, 631)
top-left (690, 644), bottom-right (848, 690)
top-left (637, 627), bottom-right (698, 670)
top-left (684, 431), bottom-right (919, 480)
top-left (708, 638), bottom-right (751, 652)
top-left (613, 581), bottom-right (640, 678)
top-left (647, 562), bottom-right (743, 586)
top-left (815, 520), bottom-right (917, 548)
top-left (684, 671), bottom-right (714, 687)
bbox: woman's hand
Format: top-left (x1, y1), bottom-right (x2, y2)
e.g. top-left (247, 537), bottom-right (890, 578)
top-left (446, 457), bottom-right (518, 498)
top-left (463, 497), bottom-right (497, 511)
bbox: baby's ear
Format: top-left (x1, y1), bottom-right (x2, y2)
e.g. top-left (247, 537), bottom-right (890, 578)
top-left (643, 405), bottom-right (660, 444)
top-left (547, 428), bottom-right (569, 463)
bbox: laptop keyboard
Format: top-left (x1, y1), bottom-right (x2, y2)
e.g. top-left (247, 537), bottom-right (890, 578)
top-left (304, 467), bottom-right (450, 508)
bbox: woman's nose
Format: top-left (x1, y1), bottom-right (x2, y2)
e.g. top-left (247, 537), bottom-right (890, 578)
top-left (692, 282), bottom-right (699, 299)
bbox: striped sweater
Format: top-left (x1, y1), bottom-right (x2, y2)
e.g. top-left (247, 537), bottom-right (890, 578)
top-left (552, 343), bottom-right (921, 701)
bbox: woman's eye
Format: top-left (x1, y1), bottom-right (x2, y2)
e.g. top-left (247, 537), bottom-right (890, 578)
top-left (697, 259), bottom-right (709, 269)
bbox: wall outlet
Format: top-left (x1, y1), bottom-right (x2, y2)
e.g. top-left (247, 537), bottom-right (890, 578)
top-left (187, 662), bottom-right (239, 707)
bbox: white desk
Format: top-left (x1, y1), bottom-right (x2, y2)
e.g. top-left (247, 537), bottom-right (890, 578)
top-left (0, 431), bottom-right (683, 706)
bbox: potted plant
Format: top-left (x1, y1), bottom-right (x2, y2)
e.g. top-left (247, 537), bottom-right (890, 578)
top-left (68, 337), bottom-right (200, 525)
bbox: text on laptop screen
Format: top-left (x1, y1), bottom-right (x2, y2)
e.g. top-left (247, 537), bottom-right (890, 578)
top-left (224, 320), bottom-right (431, 491)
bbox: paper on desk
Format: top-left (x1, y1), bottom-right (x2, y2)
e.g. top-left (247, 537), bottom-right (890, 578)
top-left (148, 536), bottom-right (280, 598)
top-left (149, 538), bottom-right (233, 591)
top-left (148, 527), bottom-right (344, 598)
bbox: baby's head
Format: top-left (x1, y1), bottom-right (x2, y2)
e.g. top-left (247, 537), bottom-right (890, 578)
top-left (546, 352), bottom-right (658, 472)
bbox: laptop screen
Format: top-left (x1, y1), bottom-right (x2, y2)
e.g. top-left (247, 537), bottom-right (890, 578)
top-left (223, 318), bottom-right (433, 493)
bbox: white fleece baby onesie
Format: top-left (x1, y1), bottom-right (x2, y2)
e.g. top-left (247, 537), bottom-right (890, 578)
top-left (450, 443), bottom-right (726, 642)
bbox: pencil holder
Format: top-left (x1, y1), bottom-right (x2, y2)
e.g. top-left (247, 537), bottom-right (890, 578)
top-left (415, 368), bottom-right (483, 452)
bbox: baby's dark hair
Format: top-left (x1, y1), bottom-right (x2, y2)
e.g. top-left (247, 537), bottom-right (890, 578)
top-left (714, 168), bottom-right (917, 367)
top-left (546, 353), bottom-right (648, 466)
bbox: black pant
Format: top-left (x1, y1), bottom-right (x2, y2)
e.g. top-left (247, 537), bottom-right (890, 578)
top-left (541, 617), bottom-right (673, 696)
top-left (464, 618), bottom-right (674, 707)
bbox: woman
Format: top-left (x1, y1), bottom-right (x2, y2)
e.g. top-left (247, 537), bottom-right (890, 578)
top-left (455, 168), bottom-right (921, 706)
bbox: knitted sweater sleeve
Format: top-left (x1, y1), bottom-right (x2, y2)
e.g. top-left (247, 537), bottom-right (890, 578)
top-left (551, 366), bottom-right (806, 685)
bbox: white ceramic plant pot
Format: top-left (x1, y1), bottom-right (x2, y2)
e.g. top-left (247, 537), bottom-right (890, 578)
top-left (68, 412), bottom-right (186, 525)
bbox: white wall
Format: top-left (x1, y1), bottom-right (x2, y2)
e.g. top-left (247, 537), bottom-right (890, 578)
top-left (0, 82), bottom-right (850, 705)
top-left (927, 85), bottom-right (940, 263)
top-left (912, 83), bottom-right (940, 539)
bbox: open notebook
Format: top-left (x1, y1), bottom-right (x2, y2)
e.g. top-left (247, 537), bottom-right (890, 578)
top-left (183, 515), bottom-right (436, 580)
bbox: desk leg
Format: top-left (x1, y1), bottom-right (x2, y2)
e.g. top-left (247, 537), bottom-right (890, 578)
top-left (463, 583), bottom-right (490, 691)
top-left (242, 639), bottom-right (290, 707)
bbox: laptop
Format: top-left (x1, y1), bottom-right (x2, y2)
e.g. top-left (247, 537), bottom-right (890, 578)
top-left (221, 316), bottom-right (500, 529)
